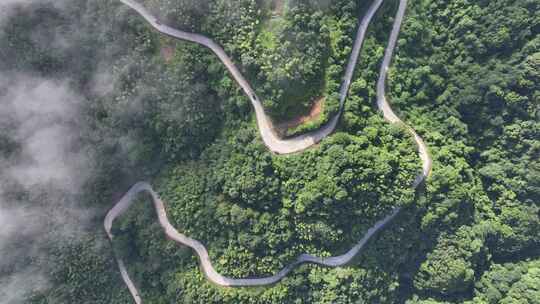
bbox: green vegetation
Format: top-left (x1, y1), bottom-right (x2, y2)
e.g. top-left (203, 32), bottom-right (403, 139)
top-left (389, 0), bottom-right (540, 301)
top-left (144, 0), bottom-right (359, 135)
top-left (0, 0), bottom-right (538, 303)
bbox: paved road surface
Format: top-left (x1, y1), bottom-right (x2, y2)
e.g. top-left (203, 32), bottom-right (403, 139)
top-left (376, 0), bottom-right (432, 183)
top-left (106, 0), bottom-right (431, 302)
top-left (105, 182), bottom-right (401, 289)
top-left (119, 0), bottom-right (384, 154)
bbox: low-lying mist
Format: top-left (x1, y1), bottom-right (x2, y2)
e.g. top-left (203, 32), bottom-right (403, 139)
top-left (0, 1), bottom-right (122, 302)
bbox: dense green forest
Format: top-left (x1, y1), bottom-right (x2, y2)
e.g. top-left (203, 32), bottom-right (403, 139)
top-left (0, 0), bottom-right (538, 303)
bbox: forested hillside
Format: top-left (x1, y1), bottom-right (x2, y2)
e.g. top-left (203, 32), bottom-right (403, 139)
top-left (143, 0), bottom-right (364, 135)
top-left (388, 0), bottom-right (540, 301)
top-left (0, 0), bottom-right (538, 303)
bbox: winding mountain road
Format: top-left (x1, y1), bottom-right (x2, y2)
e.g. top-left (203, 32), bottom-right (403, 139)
top-left (106, 0), bottom-right (432, 302)
top-left (118, 0), bottom-right (386, 154)
top-left (376, 0), bottom-right (432, 184)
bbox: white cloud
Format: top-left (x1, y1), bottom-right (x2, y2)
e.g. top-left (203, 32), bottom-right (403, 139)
top-left (2, 77), bottom-right (88, 191)
top-left (0, 75), bottom-right (93, 303)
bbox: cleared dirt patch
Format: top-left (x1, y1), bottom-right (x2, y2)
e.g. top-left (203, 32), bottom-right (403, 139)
top-left (276, 96), bottom-right (324, 132)
top-left (271, 0), bottom-right (285, 16)
top-left (161, 45), bottom-right (175, 62)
